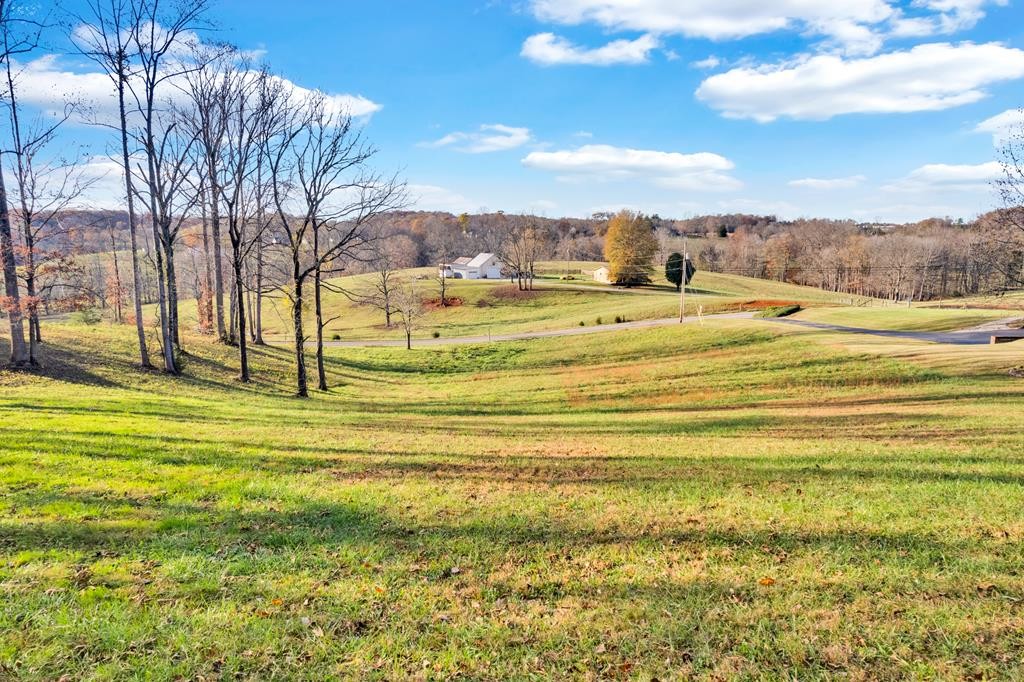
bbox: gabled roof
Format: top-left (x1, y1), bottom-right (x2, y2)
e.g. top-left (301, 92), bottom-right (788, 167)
top-left (466, 252), bottom-right (496, 268)
top-left (452, 257), bottom-right (472, 266)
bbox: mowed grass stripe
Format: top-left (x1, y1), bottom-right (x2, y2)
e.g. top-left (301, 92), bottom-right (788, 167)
top-left (1, 319), bottom-right (1023, 679)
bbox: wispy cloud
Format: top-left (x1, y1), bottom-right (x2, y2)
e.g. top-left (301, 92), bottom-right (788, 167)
top-left (421, 124), bottom-right (532, 153)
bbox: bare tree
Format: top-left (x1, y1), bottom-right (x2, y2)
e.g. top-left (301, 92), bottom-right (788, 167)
top-left (356, 231), bottom-right (416, 327)
top-left (3, 105), bottom-right (97, 364)
top-left (996, 108), bottom-right (1024, 289)
top-left (71, 0), bottom-right (152, 368)
top-left (521, 219), bottom-right (550, 290)
top-left (0, 0), bottom-right (45, 366)
top-left (394, 278), bottom-right (423, 350)
top-left (132, 106), bottom-right (199, 365)
top-left (214, 65), bottom-right (283, 381)
top-left (180, 44), bottom-right (232, 340)
top-left (497, 214), bottom-right (529, 290)
top-left (267, 93), bottom-right (405, 396)
top-left (126, 0), bottom-right (212, 373)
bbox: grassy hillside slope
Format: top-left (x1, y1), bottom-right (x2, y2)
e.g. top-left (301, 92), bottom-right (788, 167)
top-left (256, 266), bottom-right (869, 342)
top-left (2, 319), bottom-right (1023, 679)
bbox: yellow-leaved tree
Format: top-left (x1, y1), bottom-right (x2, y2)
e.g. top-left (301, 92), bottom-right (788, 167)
top-left (603, 210), bottom-right (659, 286)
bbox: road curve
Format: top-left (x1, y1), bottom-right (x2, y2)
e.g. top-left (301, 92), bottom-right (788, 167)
top-left (771, 317), bottom-right (1024, 345)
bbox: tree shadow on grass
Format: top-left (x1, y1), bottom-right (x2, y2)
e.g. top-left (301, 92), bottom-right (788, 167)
top-left (4, 426), bottom-right (1024, 492)
top-left (1, 482), bottom-right (1006, 578)
top-left (0, 336), bottom-right (125, 389)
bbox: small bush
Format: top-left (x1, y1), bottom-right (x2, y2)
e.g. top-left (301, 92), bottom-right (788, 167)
top-left (432, 331), bottom-right (441, 338)
top-left (595, 316), bottom-right (603, 325)
top-left (332, 333), bottom-right (341, 341)
top-left (756, 305), bottom-right (802, 319)
top-left (614, 315), bottom-right (624, 324)
top-left (73, 308), bottom-right (102, 325)
top-left (579, 321), bottom-right (585, 326)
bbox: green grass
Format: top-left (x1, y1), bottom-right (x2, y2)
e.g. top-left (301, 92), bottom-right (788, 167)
top-left (2, 316), bottom-right (1024, 679)
top-left (755, 305), bottom-right (802, 319)
top-left (790, 305), bottom-right (1012, 332)
top-left (255, 264), bottom-right (868, 342)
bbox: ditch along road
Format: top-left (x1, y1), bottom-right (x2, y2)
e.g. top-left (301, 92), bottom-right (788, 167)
top-left (314, 313), bottom-right (1024, 348)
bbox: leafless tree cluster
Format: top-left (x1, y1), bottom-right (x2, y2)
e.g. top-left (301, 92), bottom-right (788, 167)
top-left (0, 0), bottom-right (405, 397)
top-left (693, 216), bottom-right (1021, 303)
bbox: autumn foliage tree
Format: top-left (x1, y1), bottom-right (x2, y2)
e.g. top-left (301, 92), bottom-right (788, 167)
top-left (603, 210), bottom-right (658, 287)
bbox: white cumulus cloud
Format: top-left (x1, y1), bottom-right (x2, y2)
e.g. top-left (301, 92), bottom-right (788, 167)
top-left (975, 108), bottom-right (1024, 146)
top-left (696, 42), bottom-right (1024, 122)
top-left (521, 32), bottom-right (659, 66)
top-left (527, 0), bottom-right (1006, 56)
top-left (7, 53), bottom-right (382, 126)
top-left (522, 144), bottom-right (741, 191)
top-left (883, 161), bottom-right (1003, 193)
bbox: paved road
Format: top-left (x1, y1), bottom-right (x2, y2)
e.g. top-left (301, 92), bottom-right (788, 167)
top-left (771, 317), bottom-right (1024, 345)
top-left (314, 313), bottom-right (1024, 349)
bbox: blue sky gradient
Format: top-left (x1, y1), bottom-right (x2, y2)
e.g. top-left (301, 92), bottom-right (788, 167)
top-left (25, 0), bottom-right (1024, 221)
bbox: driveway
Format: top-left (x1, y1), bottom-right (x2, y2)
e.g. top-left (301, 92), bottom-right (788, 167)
top-left (771, 317), bottom-right (1024, 345)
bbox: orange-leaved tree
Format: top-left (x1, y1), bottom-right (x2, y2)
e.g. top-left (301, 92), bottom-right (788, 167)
top-left (603, 210), bottom-right (658, 286)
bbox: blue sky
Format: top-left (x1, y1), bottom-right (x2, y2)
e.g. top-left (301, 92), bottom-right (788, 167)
top-left (20, 0), bottom-right (1024, 221)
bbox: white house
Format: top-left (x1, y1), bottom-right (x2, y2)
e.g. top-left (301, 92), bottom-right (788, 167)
top-left (593, 266), bottom-right (611, 284)
top-left (439, 253), bottom-right (504, 280)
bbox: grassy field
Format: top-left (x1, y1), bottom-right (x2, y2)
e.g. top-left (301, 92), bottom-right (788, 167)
top-left (257, 266), bottom-right (868, 342)
top-left (790, 305), bottom-right (1012, 332)
top-left (2, 306), bottom-right (1024, 679)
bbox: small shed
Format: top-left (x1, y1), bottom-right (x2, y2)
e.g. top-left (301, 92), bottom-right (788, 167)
top-left (593, 266), bottom-right (611, 284)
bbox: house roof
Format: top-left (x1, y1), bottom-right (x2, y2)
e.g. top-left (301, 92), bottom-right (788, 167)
top-left (466, 252), bottom-right (496, 268)
top-left (451, 257), bottom-right (472, 266)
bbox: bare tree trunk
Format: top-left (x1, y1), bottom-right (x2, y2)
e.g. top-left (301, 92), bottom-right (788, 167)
top-left (0, 164), bottom-right (28, 366)
top-left (245, 259), bottom-right (255, 342)
top-left (152, 229), bottom-right (175, 373)
top-left (254, 239), bottom-right (264, 345)
top-left (117, 76), bottom-right (151, 368)
top-left (227, 271), bottom-right (237, 345)
top-left (315, 262), bottom-right (327, 391)
top-left (292, 271), bottom-right (307, 398)
top-left (22, 227), bottom-right (37, 361)
top-left (233, 254), bottom-right (249, 382)
top-left (163, 220), bottom-right (181, 353)
top-left (200, 186), bottom-right (214, 331)
top-left (146, 175), bottom-right (176, 373)
top-left (110, 229), bottom-right (123, 323)
top-left (207, 172), bottom-right (226, 341)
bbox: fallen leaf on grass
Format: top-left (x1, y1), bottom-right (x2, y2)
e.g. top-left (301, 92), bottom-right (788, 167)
top-left (758, 577), bottom-right (776, 586)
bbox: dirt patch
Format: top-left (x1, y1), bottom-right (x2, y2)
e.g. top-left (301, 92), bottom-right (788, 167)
top-left (424, 297), bottom-right (464, 310)
top-left (488, 285), bottom-right (543, 301)
top-left (722, 299), bottom-right (802, 312)
top-left (1010, 367), bottom-right (1024, 378)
